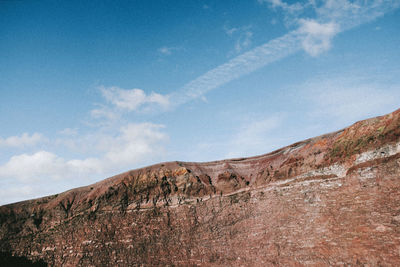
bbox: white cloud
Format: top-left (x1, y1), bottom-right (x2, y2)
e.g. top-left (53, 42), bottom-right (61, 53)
top-left (0, 132), bottom-right (44, 148)
top-left (315, 0), bottom-right (373, 24)
top-left (0, 151), bottom-right (102, 182)
top-left (260, 0), bottom-right (397, 29)
top-left (259, 0), bottom-right (305, 13)
top-left (100, 86), bottom-right (170, 111)
top-left (103, 123), bottom-right (167, 166)
top-left (90, 105), bottom-right (120, 122)
top-left (0, 151), bottom-right (69, 181)
top-left (89, 87), bottom-right (170, 122)
top-left (158, 46), bottom-right (179, 55)
top-left (258, 0), bottom-right (309, 27)
top-left (298, 19), bottom-right (339, 56)
top-left (0, 123), bottom-right (167, 183)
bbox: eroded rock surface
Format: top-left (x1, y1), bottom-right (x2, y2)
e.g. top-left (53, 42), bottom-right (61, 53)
top-left (1, 109), bottom-right (400, 266)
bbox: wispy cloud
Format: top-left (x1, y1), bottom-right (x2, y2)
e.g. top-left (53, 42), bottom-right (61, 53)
top-left (92, 1), bottom-right (399, 113)
top-left (90, 86), bottom-right (170, 122)
top-left (258, 0), bottom-right (310, 27)
top-left (224, 25), bottom-right (253, 54)
top-left (0, 133), bottom-right (44, 148)
top-left (259, 0), bottom-right (305, 13)
top-left (170, 32), bottom-right (301, 106)
top-left (298, 19), bottom-right (339, 56)
top-left (90, 104), bottom-right (120, 122)
top-left (0, 123), bottom-right (168, 183)
top-left (0, 151), bottom-right (94, 182)
top-left (224, 26), bottom-right (238, 37)
top-left (167, 0), bottom-right (399, 106)
top-left (158, 46), bottom-right (180, 56)
top-left (100, 86), bottom-right (170, 111)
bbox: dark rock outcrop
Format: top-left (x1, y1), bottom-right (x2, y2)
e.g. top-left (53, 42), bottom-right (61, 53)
top-left (1, 109), bottom-right (400, 266)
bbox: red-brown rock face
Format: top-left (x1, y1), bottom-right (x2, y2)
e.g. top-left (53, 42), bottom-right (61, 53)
top-left (1, 109), bottom-right (400, 266)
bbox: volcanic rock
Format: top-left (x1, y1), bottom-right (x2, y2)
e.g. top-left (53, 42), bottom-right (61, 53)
top-left (1, 109), bottom-right (400, 266)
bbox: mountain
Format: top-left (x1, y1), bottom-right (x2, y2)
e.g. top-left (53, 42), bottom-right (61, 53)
top-left (1, 109), bottom-right (400, 266)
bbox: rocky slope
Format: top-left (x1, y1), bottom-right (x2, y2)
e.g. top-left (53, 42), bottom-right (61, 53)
top-left (1, 109), bottom-right (400, 266)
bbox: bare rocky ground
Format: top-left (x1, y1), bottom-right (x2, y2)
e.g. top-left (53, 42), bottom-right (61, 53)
top-left (1, 108), bottom-right (400, 266)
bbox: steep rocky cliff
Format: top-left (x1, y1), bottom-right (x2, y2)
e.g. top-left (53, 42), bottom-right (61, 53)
top-left (1, 109), bottom-right (400, 266)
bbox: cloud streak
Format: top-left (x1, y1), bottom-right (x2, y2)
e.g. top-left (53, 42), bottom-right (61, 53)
top-left (171, 32), bottom-right (301, 105)
top-left (90, 1), bottom-right (399, 116)
top-left (169, 0), bottom-right (399, 106)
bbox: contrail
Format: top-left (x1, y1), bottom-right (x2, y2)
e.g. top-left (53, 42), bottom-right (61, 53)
top-left (169, 0), bottom-right (400, 107)
top-left (171, 32), bottom-right (302, 106)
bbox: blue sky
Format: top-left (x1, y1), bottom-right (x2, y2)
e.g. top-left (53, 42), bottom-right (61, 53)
top-left (1, 0), bottom-right (400, 204)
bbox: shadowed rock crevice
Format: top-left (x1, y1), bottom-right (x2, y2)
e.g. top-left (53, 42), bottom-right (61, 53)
top-left (0, 251), bottom-right (47, 267)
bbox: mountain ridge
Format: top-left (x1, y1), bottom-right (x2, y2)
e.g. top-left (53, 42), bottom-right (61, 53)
top-left (1, 108), bottom-right (400, 266)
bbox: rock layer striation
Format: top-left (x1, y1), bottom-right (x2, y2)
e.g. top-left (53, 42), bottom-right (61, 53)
top-left (1, 109), bottom-right (400, 266)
